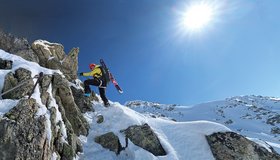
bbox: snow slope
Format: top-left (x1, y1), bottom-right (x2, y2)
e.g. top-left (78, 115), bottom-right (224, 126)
top-left (126, 96), bottom-right (280, 153)
top-left (79, 101), bottom-right (230, 160)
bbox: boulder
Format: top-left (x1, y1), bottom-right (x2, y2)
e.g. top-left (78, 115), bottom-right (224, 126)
top-left (121, 123), bottom-right (166, 156)
top-left (1, 68), bottom-right (34, 99)
top-left (95, 132), bottom-right (123, 154)
top-left (0, 58), bottom-right (13, 69)
top-left (0, 29), bottom-right (39, 62)
top-left (206, 132), bottom-right (280, 160)
top-left (96, 114), bottom-right (104, 124)
top-left (31, 40), bottom-right (79, 81)
top-left (0, 99), bottom-right (51, 160)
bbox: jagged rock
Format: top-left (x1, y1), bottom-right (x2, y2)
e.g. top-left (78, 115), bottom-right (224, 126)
top-left (39, 75), bottom-right (52, 107)
top-left (62, 143), bottom-right (74, 160)
top-left (31, 40), bottom-right (79, 81)
top-left (0, 58), bottom-right (13, 69)
top-left (40, 74), bottom-right (85, 159)
top-left (267, 115), bottom-right (280, 126)
top-left (1, 68), bottom-right (34, 99)
top-left (52, 74), bottom-right (89, 136)
top-left (271, 127), bottom-right (280, 134)
top-left (224, 119), bottom-right (233, 125)
top-left (0, 99), bottom-right (51, 160)
top-left (96, 115), bottom-right (104, 124)
top-left (206, 132), bottom-right (280, 160)
top-left (54, 96), bottom-right (80, 159)
top-left (121, 123), bottom-right (167, 156)
top-left (0, 31), bottom-right (88, 159)
top-left (0, 29), bottom-right (39, 62)
top-left (95, 132), bottom-right (123, 154)
top-left (70, 86), bottom-right (94, 113)
top-left (40, 75), bottom-right (53, 93)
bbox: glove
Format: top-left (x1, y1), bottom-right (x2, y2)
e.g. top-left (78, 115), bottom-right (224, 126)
top-left (79, 72), bottom-right (83, 76)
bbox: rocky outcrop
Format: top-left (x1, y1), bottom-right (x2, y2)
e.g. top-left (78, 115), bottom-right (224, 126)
top-left (94, 124), bottom-right (166, 156)
top-left (0, 31), bottom-right (90, 159)
top-left (267, 115), bottom-right (280, 126)
top-left (31, 40), bottom-right (79, 81)
top-left (0, 99), bottom-right (50, 160)
top-left (0, 58), bottom-right (13, 69)
top-left (206, 132), bottom-right (280, 160)
top-left (0, 30), bottom-right (79, 81)
top-left (0, 71), bottom-right (89, 159)
top-left (121, 123), bottom-right (166, 156)
top-left (51, 73), bottom-right (89, 136)
top-left (0, 29), bottom-right (39, 62)
top-left (1, 67), bottom-right (34, 99)
top-left (95, 132), bottom-right (123, 155)
top-left (70, 86), bottom-right (94, 113)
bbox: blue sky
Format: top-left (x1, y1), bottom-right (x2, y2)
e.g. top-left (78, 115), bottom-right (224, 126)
top-left (1, 0), bottom-right (280, 105)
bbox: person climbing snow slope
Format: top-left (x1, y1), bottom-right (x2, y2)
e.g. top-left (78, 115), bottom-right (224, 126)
top-left (79, 63), bottom-right (110, 107)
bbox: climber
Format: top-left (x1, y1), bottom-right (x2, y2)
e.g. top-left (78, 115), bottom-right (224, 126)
top-left (79, 63), bottom-right (110, 107)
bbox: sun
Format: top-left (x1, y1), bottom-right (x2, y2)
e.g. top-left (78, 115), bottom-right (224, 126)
top-left (183, 3), bottom-right (213, 30)
top-left (176, 1), bottom-right (219, 34)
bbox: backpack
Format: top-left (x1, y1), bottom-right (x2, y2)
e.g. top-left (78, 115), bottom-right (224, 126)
top-left (98, 65), bottom-right (110, 85)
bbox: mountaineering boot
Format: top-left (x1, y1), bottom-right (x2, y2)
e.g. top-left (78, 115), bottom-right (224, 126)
top-left (104, 102), bottom-right (110, 107)
top-left (84, 93), bottom-right (91, 97)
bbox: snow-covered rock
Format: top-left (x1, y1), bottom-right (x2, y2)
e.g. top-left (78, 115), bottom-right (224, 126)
top-left (31, 40), bottom-right (79, 81)
top-left (0, 29), bottom-right (39, 63)
top-left (0, 44), bottom-right (88, 159)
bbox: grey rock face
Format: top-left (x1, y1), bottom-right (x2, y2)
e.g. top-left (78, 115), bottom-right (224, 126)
top-left (271, 127), bottom-right (280, 135)
top-left (0, 29), bottom-right (39, 62)
top-left (0, 31), bottom-right (90, 159)
top-left (1, 68), bottom-right (34, 99)
top-left (95, 132), bottom-right (123, 154)
top-left (0, 99), bottom-right (50, 160)
top-left (96, 115), bottom-right (104, 124)
top-left (206, 132), bottom-right (280, 160)
top-left (31, 40), bottom-right (79, 81)
top-left (0, 58), bottom-right (13, 69)
top-left (52, 74), bottom-right (89, 136)
top-left (54, 95), bottom-right (83, 160)
top-left (267, 115), bottom-right (280, 126)
top-left (70, 86), bottom-right (94, 113)
top-left (121, 123), bottom-right (167, 156)
top-left (1, 71), bottom-right (89, 159)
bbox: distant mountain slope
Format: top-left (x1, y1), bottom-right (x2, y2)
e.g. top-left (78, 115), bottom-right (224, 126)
top-left (126, 95), bottom-right (280, 153)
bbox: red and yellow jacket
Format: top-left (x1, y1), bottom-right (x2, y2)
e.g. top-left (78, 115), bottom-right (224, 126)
top-left (81, 65), bottom-right (102, 78)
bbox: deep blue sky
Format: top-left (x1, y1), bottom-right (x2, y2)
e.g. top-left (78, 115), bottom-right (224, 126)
top-left (1, 0), bottom-right (280, 105)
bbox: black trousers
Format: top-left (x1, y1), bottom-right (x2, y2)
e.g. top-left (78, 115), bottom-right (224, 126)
top-left (84, 78), bottom-right (108, 104)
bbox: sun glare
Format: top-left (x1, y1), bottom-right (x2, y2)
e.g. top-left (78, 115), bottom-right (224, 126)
top-left (176, 1), bottom-right (221, 35)
top-left (183, 4), bottom-right (213, 30)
